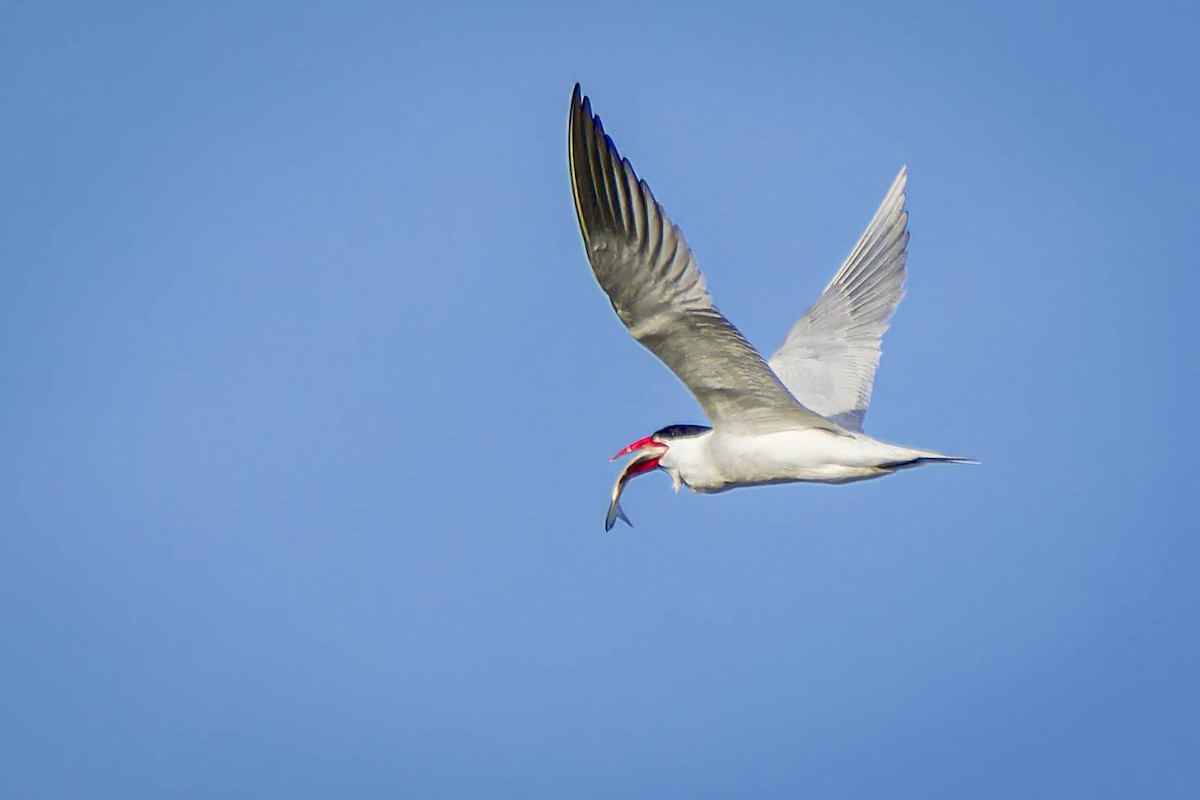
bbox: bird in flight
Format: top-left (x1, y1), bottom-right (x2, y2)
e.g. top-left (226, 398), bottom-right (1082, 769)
top-left (567, 85), bottom-right (973, 530)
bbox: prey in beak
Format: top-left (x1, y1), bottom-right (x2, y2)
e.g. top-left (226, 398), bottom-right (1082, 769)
top-left (605, 436), bottom-right (667, 531)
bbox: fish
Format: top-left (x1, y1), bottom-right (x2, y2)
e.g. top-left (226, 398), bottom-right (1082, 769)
top-left (605, 448), bottom-right (666, 531)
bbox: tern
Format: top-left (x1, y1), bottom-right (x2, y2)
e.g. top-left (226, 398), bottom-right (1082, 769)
top-left (567, 85), bottom-right (973, 530)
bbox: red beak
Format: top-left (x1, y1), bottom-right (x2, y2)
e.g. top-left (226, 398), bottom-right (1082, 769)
top-left (610, 435), bottom-right (662, 461)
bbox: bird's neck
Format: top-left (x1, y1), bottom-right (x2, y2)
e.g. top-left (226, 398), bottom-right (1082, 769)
top-left (659, 432), bottom-right (720, 492)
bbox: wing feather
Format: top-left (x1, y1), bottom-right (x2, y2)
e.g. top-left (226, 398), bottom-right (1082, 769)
top-left (768, 168), bottom-right (909, 431)
top-left (569, 85), bottom-right (836, 433)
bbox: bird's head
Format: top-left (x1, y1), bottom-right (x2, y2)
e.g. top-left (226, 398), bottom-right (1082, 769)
top-left (605, 424), bottom-right (713, 530)
top-left (610, 424), bottom-right (713, 473)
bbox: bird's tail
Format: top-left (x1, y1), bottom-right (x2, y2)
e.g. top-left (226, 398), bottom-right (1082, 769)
top-left (881, 450), bottom-right (978, 471)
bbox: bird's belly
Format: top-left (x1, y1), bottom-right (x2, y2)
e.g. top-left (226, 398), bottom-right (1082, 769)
top-left (697, 430), bottom-right (886, 490)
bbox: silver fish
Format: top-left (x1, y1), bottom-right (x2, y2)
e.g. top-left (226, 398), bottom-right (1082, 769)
top-left (605, 447), bottom-right (666, 531)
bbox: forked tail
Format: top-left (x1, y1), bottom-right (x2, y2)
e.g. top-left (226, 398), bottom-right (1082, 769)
top-left (881, 453), bottom-right (978, 471)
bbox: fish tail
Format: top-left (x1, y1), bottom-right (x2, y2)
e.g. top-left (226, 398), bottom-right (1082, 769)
top-left (605, 499), bottom-right (632, 532)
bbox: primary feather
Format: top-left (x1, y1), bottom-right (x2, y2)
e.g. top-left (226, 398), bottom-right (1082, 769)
top-left (768, 168), bottom-right (909, 430)
top-left (568, 85), bottom-right (837, 434)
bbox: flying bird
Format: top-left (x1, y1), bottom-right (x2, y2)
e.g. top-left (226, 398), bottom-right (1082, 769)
top-left (567, 85), bottom-right (973, 530)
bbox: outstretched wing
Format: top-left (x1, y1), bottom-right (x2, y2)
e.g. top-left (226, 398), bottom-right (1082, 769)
top-left (768, 168), bottom-right (909, 431)
top-left (569, 85), bottom-right (836, 433)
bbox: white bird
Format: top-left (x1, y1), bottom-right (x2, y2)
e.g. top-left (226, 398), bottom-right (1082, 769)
top-left (567, 85), bottom-right (973, 530)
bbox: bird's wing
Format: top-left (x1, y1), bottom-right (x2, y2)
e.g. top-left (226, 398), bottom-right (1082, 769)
top-left (569, 85), bottom-right (837, 433)
top-left (767, 168), bottom-right (909, 431)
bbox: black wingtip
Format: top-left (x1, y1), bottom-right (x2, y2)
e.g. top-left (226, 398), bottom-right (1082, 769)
top-left (569, 85), bottom-right (603, 140)
top-left (570, 84), bottom-right (590, 129)
top-left (571, 84), bottom-right (584, 118)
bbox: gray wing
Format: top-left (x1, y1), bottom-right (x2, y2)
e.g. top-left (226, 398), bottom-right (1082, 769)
top-left (569, 85), bottom-right (836, 433)
top-left (767, 168), bottom-right (909, 431)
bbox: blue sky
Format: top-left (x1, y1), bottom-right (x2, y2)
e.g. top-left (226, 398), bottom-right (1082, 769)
top-left (2, 1), bottom-right (1198, 797)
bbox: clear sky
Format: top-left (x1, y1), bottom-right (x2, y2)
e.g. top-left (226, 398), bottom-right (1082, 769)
top-left (3, 1), bottom-right (1198, 797)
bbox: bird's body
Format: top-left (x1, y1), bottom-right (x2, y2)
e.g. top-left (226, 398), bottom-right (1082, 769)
top-left (659, 428), bottom-right (967, 493)
top-left (567, 85), bottom-right (973, 529)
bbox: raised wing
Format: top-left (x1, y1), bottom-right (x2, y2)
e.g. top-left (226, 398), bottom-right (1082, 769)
top-left (568, 85), bottom-right (837, 433)
top-left (768, 168), bottom-right (909, 431)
